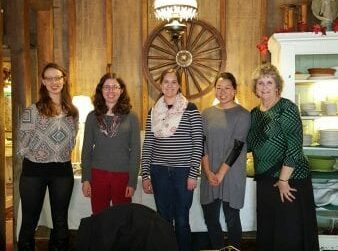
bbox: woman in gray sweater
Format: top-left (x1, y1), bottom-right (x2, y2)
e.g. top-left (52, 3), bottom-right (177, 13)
top-left (81, 73), bottom-right (140, 214)
top-left (200, 72), bottom-right (250, 251)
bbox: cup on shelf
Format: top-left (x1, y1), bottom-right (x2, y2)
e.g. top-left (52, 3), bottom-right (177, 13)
top-left (325, 102), bottom-right (337, 116)
top-left (303, 134), bottom-right (313, 146)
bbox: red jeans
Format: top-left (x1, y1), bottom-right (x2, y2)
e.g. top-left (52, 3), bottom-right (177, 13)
top-left (91, 168), bottom-right (131, 214)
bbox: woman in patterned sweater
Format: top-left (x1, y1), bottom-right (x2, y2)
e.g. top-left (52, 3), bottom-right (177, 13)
top-left (247, 64), bottom-right (319, 251)
top-left (141, 68), bottom-right (203, 251)
top-left (18, 63), bottom-right (78, 251)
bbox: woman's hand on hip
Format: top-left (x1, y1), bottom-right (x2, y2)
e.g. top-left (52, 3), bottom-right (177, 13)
top-left (82, 181), bottom-right (91, 197)
top-left (125, 186), bottom-right (135, 198)
top-left (274, 180), bottom-right (297, 203)
top-left (142, 179), bottom-right (153, 194)
top-left (187, 178), bottom-right (197, 191)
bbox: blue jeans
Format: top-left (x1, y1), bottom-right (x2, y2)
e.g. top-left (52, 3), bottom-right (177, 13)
top-left (202, 200), bottom-right (242, 249)
top-left (150, 165), bottom-right (193, 251)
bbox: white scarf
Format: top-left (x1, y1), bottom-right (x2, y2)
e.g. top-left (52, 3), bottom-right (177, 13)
top-left (151, 93), bottom-right (188, 138)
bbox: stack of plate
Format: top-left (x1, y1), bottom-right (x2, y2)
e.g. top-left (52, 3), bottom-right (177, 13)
top-left (303, 134), bottom-right (313, 146)
top-left (319, 129), bottom-right (338, 147)
top-left (300, 102), bottom-right (319, 115)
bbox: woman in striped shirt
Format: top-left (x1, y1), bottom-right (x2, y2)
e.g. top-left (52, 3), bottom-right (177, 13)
top-left (141, 68), bottom-right (203, 251)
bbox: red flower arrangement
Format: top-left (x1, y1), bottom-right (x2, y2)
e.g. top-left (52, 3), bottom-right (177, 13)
top-left (256, 36), bottom-right (269, 63)
top-left (312, 24), bottom-right (326, 35)
top-left (333, 19), bottom-right (338, 32)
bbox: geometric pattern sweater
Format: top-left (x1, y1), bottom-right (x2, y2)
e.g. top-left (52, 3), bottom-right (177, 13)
top-left (247, 98), bottom-right (310, 180)
top-left (18, 104), bottom-right (78, 163)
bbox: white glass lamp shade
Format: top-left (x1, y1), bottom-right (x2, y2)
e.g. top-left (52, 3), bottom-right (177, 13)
top-left (72, 95), bottom-right (93, 123)
top-left (154, 0), bottom-right (198, 21)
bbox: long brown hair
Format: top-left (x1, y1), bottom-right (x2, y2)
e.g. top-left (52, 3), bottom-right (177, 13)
top-left (93, 73), bottom-right (132, 117)
top-left (36, 62), bottom-right (78, 118)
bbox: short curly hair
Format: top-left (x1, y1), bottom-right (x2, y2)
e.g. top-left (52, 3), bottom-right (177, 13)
top-left (251, 63), bottom-right (284, 97)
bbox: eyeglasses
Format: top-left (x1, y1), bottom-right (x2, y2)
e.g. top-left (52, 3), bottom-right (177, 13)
top-left (102, 85), bottom-right (121, 91)
top-left (43, 76), bottom-right (64, 83)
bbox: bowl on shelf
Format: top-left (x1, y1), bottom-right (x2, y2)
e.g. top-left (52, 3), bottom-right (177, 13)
top-left (308, 156), bottom-right (336, 171)
top-left (303, 134), bottom-right (313, 146)
top-left (305, 110), bottom-right (320, 116)
top-left (308, 68), bottom-right (336, 76)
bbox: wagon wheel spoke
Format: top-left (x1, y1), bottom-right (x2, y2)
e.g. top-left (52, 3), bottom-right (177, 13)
top-left (148, 55), bottom-right (175, 61)
top-left (190, 65), bottom-right (213, 86)
top-left (150, 44), bottom-right (176, 57)
top-left (157, 33), bottom-right (177, 54)
top-left (149, 62), bottom-right (177, 72)
top-left (192, 35), bottom-right (215, 53)
top-left (189, 27), bottom-right (206, 51)
top-left (143, 20), bottom-right (226, 99)
top-left (194, 46), bottom-right (222, 56)
top-left (192, 62), bottom-right (219, 74)
top-left (186, 67), bottom-right (202, 93)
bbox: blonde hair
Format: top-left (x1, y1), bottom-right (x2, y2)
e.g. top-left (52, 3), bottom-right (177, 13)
top-left (251, 63), bottom-right (284, 97)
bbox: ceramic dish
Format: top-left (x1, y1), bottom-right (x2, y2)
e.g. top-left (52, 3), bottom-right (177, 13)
top-left (314, 189), bottom-right (337, 207)
top-left (308, 68), bottom-right (336, 75)
top-left (306, 110), bottom-right (320, 116)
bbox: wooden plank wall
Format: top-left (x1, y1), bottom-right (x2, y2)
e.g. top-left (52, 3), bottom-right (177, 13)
top-left (0, 1), bottom-right (5, 248)
top-left (73, 0), bottom-right (108, 96)
top-left (51, 0), bottom-right (309, 122)
top-left (2, 0), bottom-right (316, 247)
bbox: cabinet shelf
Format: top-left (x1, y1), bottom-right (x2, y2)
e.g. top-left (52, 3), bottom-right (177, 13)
top-left (269, 32), bottom-right (338, 249)
top-left (318, 204), bottom-right (338, 211)
top-left (296, 78), bottom-right (338, 84)
top-left (312, 171), bottom-right (338, 180)
top-left (301, 115), bottom-right (338, 119)
top-left (304, 146), bottom-right (338, 156)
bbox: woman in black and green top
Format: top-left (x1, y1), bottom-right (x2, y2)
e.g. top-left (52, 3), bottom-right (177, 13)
top-left (247, 64), bottom-right (319, 251)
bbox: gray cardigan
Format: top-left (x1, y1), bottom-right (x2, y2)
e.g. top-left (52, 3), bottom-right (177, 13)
top-left (81, 111), bottom-right (140, 188)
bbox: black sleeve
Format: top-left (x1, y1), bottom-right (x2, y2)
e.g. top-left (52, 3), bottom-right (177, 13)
top-left (224, 139), bottom-right (244, 167)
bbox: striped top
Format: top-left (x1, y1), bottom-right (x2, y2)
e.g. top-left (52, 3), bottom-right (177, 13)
top-left (247, 98), bottom-right (310, 180)
top-left (141, 102), bottom-right (203, 180)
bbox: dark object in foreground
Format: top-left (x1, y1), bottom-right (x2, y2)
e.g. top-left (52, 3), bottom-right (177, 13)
top-left (76, 203), bottom-right (179, 251)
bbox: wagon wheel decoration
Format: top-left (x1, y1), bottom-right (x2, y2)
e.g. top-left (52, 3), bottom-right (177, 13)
top-left (143, 19), bottom-right (226, 99)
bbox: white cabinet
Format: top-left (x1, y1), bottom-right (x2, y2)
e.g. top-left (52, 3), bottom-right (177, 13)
top-left (268, 32), bottom-right (338, 251)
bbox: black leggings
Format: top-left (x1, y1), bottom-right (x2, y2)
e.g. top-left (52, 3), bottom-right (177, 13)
top-left (18, 161), bottom-right (74, 251)
top-left (202, 199), bottom-right (242, 249)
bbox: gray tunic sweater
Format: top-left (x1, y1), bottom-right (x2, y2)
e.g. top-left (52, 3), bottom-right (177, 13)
top-left (200, 105), bottom-right (250, 209)
top-left (81, 111), bottom-right (140, 189)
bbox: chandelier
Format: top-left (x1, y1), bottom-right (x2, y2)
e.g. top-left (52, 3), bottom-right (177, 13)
top-left (154, 0), bottom-right (198, 22)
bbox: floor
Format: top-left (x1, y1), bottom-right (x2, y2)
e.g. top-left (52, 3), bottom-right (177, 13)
top-left (5, 182), bottom-right (257, 251)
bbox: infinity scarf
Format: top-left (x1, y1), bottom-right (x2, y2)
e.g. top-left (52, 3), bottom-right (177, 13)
top-left (151, 93), bottom-right (188, 138)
